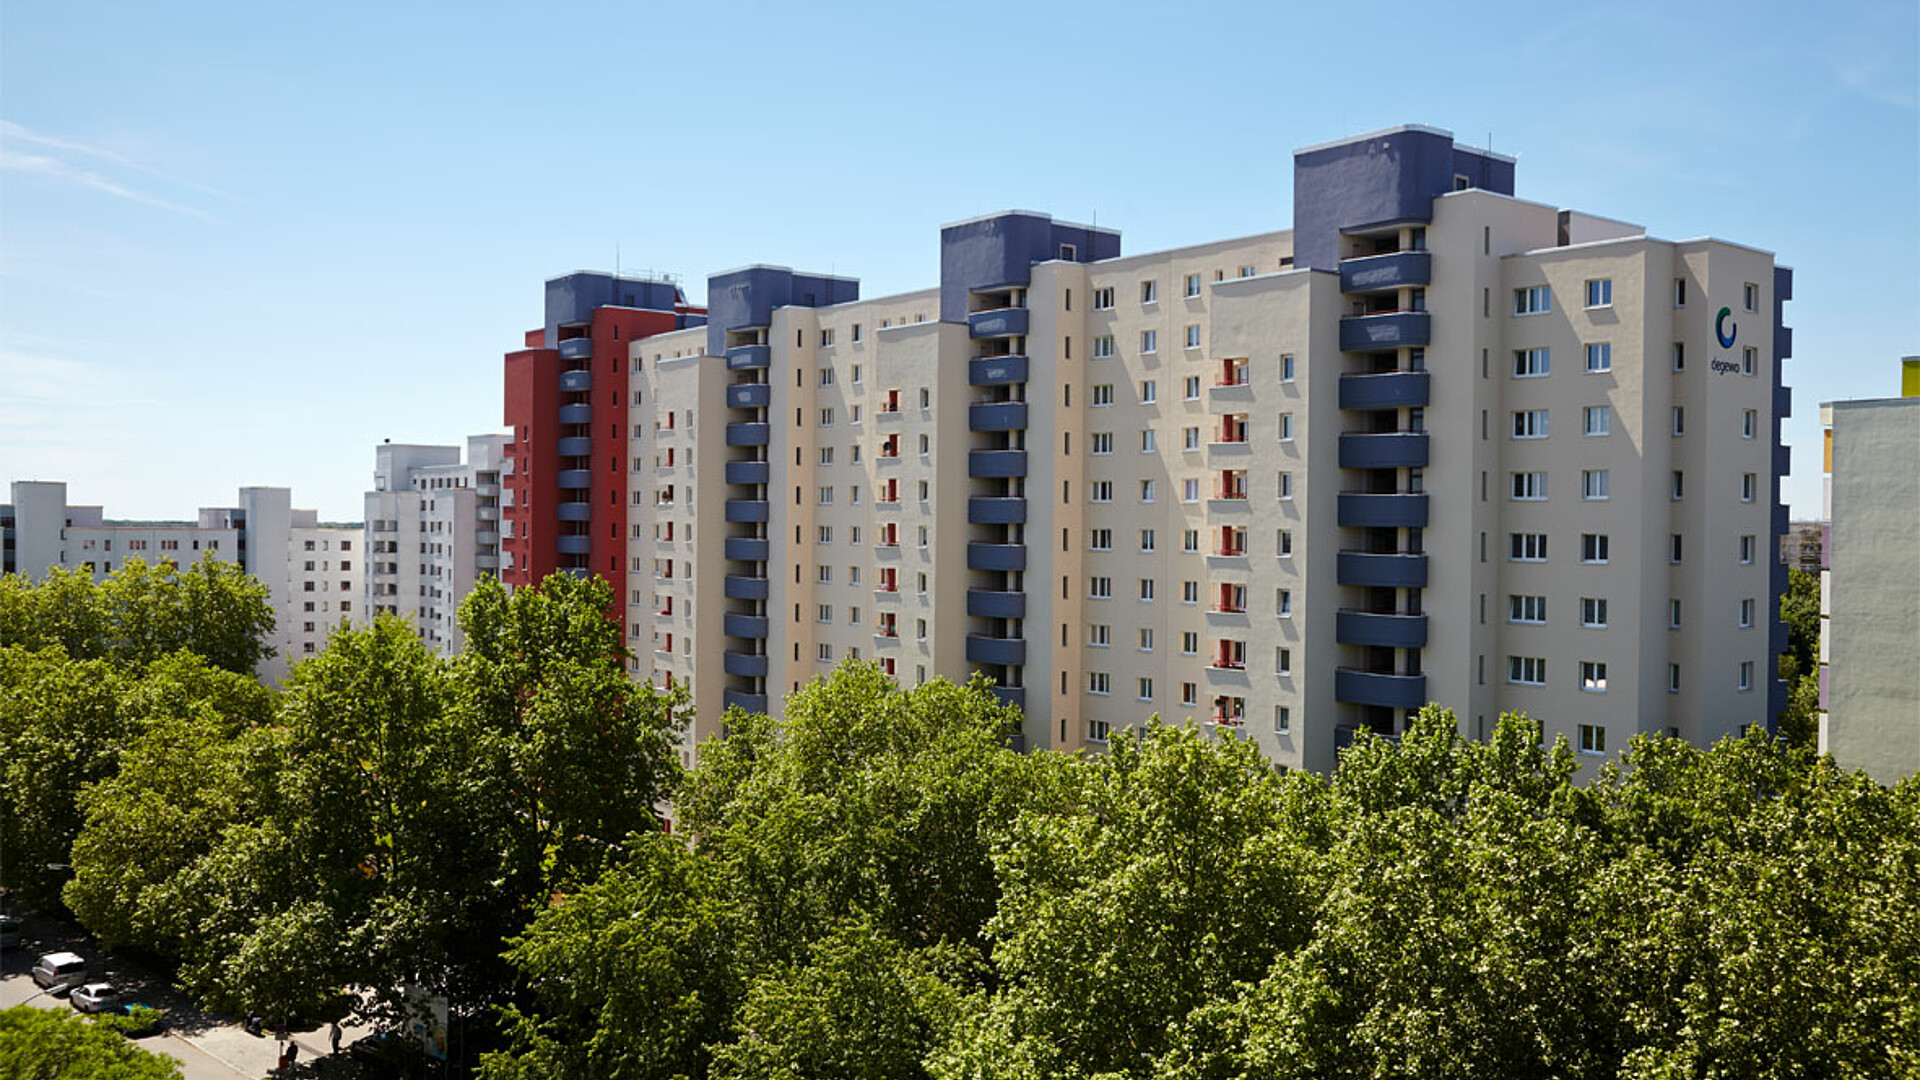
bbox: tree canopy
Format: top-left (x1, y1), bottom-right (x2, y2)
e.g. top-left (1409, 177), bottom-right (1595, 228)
top-left (0, 1006), bottom-right (183, 1080)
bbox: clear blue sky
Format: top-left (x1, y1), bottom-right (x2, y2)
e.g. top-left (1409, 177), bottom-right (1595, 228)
top-left (3, 0), bottom-right (1913, 522)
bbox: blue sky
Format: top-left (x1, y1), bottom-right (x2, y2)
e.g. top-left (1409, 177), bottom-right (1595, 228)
top-left (2, 0), bottom-right (1913, 521)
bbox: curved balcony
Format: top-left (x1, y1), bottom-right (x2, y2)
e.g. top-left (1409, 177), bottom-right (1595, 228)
top-left (557, 338), bottom-right (593, 360)
top-left (968, 542), bottom-right (1026, 572)
top-left (726, 422), bottom-right (771, 447)
top-left (475, 530), bottom-right (499, 546)
top-left (725, 499), bottom-right (769, 524)
top-left (726, 344), bottom-right (771, 369)
top-left (1339, 311), bottom-right (1431, 351)
top-left (726, 382), bottom-right (770, 409)
top-left (557, 403), bottom-right (592, 425)
top-left (724, 536), bottom-right (770, 562)
top-left (723, 613), bottom-right (769, 640)
top-left (1336, 551), bottom-right (1428, 589)
top-left (1338, 432), bottom-right (1430, 469)
top-left (990, 685), bottom-right (1026, 713)
top-left (724, 651), bottom-right (769, 678)
top-left (1339, 250), bottom-right (1432, 294)
top-left (556, 436), bottom-right (593, 457)
top-left (1337, 492), bottom-right (1429, 528)
top-left (969, 355), bottom-right (1029, 386)
top-left (967, 634), bottom-right (1028, 666)
top-left (556, 502), bottom-right (591, 522)
top-left (968, 307), bottom-right (1030, 339)
top-left (1336, 611), bottom-right (1429, 649)
top-left (725, 459), bottom-right (770, 485)
top-left (968, 449), bottom-right (1028, 478)
top-left (558, 369), bottom-right (593, 393)
top-left (1338, 370), bottom-right (1430, 410)
top-left (474, 553), bottom-right (498, 570)
top-left (1335, 668), bottom-right (1428, 710)
top-left (556, 535), bottom-right (591, 556)
top-left (968, 497), bottom-right (1027, 524)
top-left (557, 470), bottom-right (592, 489)
top-left (969, 401), bottom-right (1028, 432)
top-left (724, 574), bottom-right (769, 601)
top-left (723, 689), bottom-right (769, 715)
top-left (966, 589), bottom-right (1027, 619)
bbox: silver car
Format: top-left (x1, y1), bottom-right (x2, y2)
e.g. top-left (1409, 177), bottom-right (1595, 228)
top-left (70, 983), bottom-right (120, 1014)
top-left (30, 951), bottom-right (87, 995)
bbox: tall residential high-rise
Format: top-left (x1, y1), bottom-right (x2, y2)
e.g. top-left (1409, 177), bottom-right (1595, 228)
top-left (363, 434), bottom-right (509, 654)
top-left (500, 273), bottom-right (705, 595)
top-left (509, 125), bottom-right (1792, 772)
top-left (2, 481), bottom-right (361, 683)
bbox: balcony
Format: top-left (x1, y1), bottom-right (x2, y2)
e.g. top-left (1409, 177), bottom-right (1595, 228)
top-left (726, 422), bottom-right (771, 447)
top-left (1339, 311), bottom-right (1431, 351)
top-left (1335, 668), bottom-right (1428, 710)
top-left (557, 338), bottom-right (593, 360)
top-left (724, 575), bottom-right (769, 601)
top-left (474, 553), bottom-right (498, 570)
top-left (724, 651), bottom-right (769, 678)
top-left (969, 354), bottom-right (1029, 386)
top-left (1339, 250), bottom-right (1432, 294)
top-left (726, 382), bottom-right (770, 409)
top-left (969, 401), bottom-right (1028, 431)
top-left (967, 588), bottom-right (1027, 619)
top-left (725, 460), bottom-right (770, 486)
top-left (1338, 432), bottom-right (1430, 469)
top-left (475, 530), bottom-right (499, 546)
top-left (557, 470), bottom-right (592, 489)
top-left (556, 536), bottom-right (591, 556)
top-left (556, 436), bottom-right (593, 457)
top-left (968, 449), bottom-right (1028, 478)
top-left (1338, 369), bottom-right (1430, 410)
top-left (1337, 492), bottom-right (1429, 528)
top-left (968, 307), bottom-right (1029, 339)
top-left (724, 536), bottom-right (770, 562)
top-left (968, 542), bottom-right (1026, 572)
top-left (558, 369), bottom-right (592, 393)
top-left (989, 685), bottom-right (1026, 712)
top-left (723, 689), bottom-right (769, 715)
top-left (968, 497), bottom-right (1027, 524)
top-left (477, 505), bottom-right (499, 521)
top-left (1336, 610), bottom-right (1429, 649)
top-left (557, 403), bottom-right (592, 424)
top-left (723, 613), bottom-right (770, 640)
top-left (475, 482), bottom-right (499, 497)
top-left (726, 344), bottom-right (771, 369)
top-left (725, 499), bottom-right (769, 524)
top-left (556, 502), bottom-right (591, 522)
top-left (967, 634), bottom-right (1028, 666)
top-left (1337, 551), bottom-right (1428, 589)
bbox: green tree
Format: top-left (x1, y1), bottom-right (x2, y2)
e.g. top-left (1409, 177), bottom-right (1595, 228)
top-left (0, 1005), bottom-right (183, 1080)
top-left (0, 556), bottom-right (274, 674)
top-left (0, 646), bottom-right (127, 907)
top-left (1776, 567), bottom-right (1821, 748)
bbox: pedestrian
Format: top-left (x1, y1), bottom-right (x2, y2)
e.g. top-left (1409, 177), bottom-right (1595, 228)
top-left (286, 1041), bottom-right (300, 1070)
top-left (329, 1020), bottom-right (341, 1055)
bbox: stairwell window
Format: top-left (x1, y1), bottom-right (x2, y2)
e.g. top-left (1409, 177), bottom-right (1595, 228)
top-left (1741, 473), bottom-right (1757, 502)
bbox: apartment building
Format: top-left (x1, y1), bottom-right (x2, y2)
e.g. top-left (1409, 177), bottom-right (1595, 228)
top-left (513, 125), bottom-right (1792, 771)
top-left (1817, 362), bottom-right (1920, 783)
top-left (2, 481), bottom-right (360, 684)
top-left (363, 434), bottom-right (509, 654)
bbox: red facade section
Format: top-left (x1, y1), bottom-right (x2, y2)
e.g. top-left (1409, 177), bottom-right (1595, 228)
top-left (502, 345), bottom-right (560, 590)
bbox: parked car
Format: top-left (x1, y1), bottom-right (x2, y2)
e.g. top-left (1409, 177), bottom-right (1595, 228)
top-left (70, 983), bottom-right (120, 1013)
top-left (100, 1002), bottom-right (166, 1038)
top-left (0, 915), bottom-right (22, 949)
top-left (31, 951), bottom-right (87, 995)
top-left (348, 1031), bottom-right (425, 1078)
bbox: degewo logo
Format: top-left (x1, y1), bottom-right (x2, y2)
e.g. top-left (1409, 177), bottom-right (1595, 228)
top-left (1715, 306), bottom-right (1738, 349)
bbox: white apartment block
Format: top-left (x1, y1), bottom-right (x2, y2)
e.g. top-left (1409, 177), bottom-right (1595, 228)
top-left (363, 435), bottom-right (509, 655)
top-left (613, 126), bottom-right (1794, 772)
top-left (2, 481), bottom-right (361, 684)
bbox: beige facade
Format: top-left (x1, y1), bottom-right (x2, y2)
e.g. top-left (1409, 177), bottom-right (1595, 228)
top-left (363, 435), bottom-right (509, 655)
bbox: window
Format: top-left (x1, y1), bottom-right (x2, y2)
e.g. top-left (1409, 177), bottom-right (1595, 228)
top-left (1510, 472), bottom-right (1548, 501)
top-left (1181, 631), bottom-right (1199, 655)
top-left (1668, 664), bottom-right (1682, 692)
top-left (1744, 282), bottom-right (1759, 312)
top-left (1513, 285), bottom-right (1552, 315)
top-left (1090, 576), bottom-right (1112, 599)
top-left (1185, 325), bottom-right (1201, 349)
top-left (1138, 627), bottom-right (1154, 651)
top-left (1089, 672), bottom-right (1111, 695)
top-left (1183, 529), bottom-right (1199, 554)
top-left (1140, 280), bottom-right (1157, 304)
top-left (1182, 683), bottom-right (1199, 707)
top-left (1093, 287), bottom-right (1114, 310)
top-left (817, 604), bottom-right (833, 623)
top-left (1277, 589), bottom-right (1293, 617)
top-left (1580, 662), bottom-right (1609, 692)
top-left (1138, 578), bottom-right (1155, 601)
top-left (818, 565), bottom-right (833, 584)
top-left (1508, 656), bottom-right (1547, 685)
top-left (1141, 429), bottom-right (1157, 452)
top-left (1513, 348), bottom-right (1550, 377)
top-left (1091, 481), bottom-right (1113, 503)
top-left (1282, 354), bottom-right (1296, 381)
top-left (1739, 535), bottom-right (1757, 564)
top-left (1277, 530), bottom-right (1293, 557)
top-left (1737, 661), bottom-right (1754, 691)
top-left (1184, 272), bottom-right (1202, 297)
top-left (1584, 278), bottom-right (1613, 308)
top-left (1581, 597), bottom-right (1608, 628)
top-left (1093, 335), bottom-right (1115, 359)
top-left (1586, 343), bottom-right (1612, 372)
top-left (819, 366), bottom-right (834, 386)
top-left (1278, 472), bottom-right (1293, 500)
top-left (1182, 478), bottom-right (1200, 502)
top-left (1184, 426), bottom-right (1201, 450)
top-left (1139, 529), bottom-right (1156, 552)
top-left (819, 408), bottom-right (834, 427)
top-left (1182, 580), bottom-right (1200, 604)
top-left (1279, 413), bottom-right (1294, 441)
top-left (1672, 342), bottom-right (1686, 371)
top-left (1580, 533), bottom-right (1609, 563)
top-left (1741, 473), bottom-right (1757, 503)
top-left (1509, 595), bottom-right (1547, 624)
top-left (1092, 384), bottom-right (1114, 407)
top-left (1743, 409), bottom-right (1758, 439)
top-left (1583, 406), bottom-right (1611, 436)
top-left (1671, 471), bottom-right (1685, 499)
top-left (1674, 278), bottom-right (1687, 307)
top-left (1670, 600), bottom-right (1683, 629)
top-left (1089, 623), bottom-right (1111, 646)
top-left (1183, 375), bottom-right (1201, 400)
top-left (1582, 470), bottom-right (1610, 500)
top-left (1139, 380), bottom-right (1157, 403)
top-left (1672, 407), bottom-right (1685, 436)
top-left (1671, 534), bottom-right (1684, 563)
top-left (1275, 648), bottom-right (1292, 676)
top-left (1275, 706), bottom-right (1291, 735)
top-left (1512, 410), bottom-right (1550, 439)
top-left (1137, 677), bottom-right (1155, 701)
top-left (1089, 528), bottom-right (1112, 551)
top-left (1141, 330), bottom-right (1158, 354)
top-left (1139, 480), bottom-right (1156, 503)
top-left (1579, 724), bottom-right (1606, 754)
top-left (1738, 598), bottom-right (1755, 628)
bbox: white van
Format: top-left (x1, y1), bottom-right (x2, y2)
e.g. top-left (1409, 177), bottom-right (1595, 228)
top-left (31, 951), bottom-right (87, 995)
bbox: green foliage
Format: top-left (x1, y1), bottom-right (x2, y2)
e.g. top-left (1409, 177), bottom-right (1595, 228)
top-left (1776, 567), bottom-right (1822, 748)
top-left (0, 1005), bottom-right (182, 1079)
top-left (0, 556), bottom-right (274, 674)
top-left (0, 646), bottom-right (128, 906)
top-left (91, 1005), bottom-right (166, 1039)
